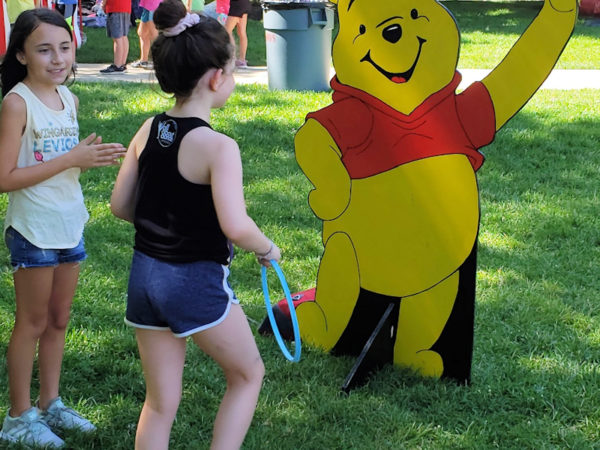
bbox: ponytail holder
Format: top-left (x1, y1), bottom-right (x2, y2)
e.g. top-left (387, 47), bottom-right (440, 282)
top-left (162, 13), bottom-right (201, 37)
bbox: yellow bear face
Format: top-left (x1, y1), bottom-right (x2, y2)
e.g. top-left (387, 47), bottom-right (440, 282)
top-left (332, 0), bottom-right (460, 114)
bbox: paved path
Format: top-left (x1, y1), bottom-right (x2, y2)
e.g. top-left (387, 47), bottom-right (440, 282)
top-left (77, 63), bottom-right (600, 90)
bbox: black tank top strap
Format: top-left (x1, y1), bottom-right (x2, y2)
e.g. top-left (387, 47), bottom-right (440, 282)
top-left (150, 113), bottom-right (211, 152)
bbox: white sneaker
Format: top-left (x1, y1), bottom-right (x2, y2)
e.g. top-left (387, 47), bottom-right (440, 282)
top-left (130, 60), bottom-right (153, 69)
top-left (0, 407), bottom-right (65, 448)
top-left (40, 397), bottom-right (96, 433)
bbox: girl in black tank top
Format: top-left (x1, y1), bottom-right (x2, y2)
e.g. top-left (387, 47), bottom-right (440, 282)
top-left (111, 1), bottom-right (281, 448)
top-left (134, 113), bottom-right (231, 264)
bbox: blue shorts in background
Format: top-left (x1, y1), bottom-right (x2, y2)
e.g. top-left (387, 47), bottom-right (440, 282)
top-left (140, 7), bottom-right (154, 22)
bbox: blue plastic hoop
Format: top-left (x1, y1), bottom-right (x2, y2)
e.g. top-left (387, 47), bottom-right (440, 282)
top-left (261, 260), bottom-right (301, 362)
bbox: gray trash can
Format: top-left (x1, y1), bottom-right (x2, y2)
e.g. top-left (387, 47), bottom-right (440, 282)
top-left (261, 1), bottom-right (334, 92)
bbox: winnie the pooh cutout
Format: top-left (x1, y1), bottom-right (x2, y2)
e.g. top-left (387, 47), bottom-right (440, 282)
top-left (274, 0), bottom-right (577, 390)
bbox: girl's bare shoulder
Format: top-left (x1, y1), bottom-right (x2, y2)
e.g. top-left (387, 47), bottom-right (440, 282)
top-left (185, 126), bottom-right (239, 156)
top-left (1, 91), bottom-right (26, 113)
top-left (0, 93), bottom-right (27, 129)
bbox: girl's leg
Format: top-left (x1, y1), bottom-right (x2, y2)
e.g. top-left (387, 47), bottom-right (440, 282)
top-left (235, 14), bottom-right (248, 62)
top-left (191, 304), bottom-right (264, 450)
top-left (138, 21), bottom-right (157, 62)
top-left (224, 15), bottom-right (240, 50)
top-left (6, 267), bottom-right (55, 416)
top-left (135, 329), bottom-right (187, 450)
top-left (147, 21), bottom-right (158, 54)
top-left (114, 36), bottom-right (129, 67)
top-left (37, 263), bottom-right (79, 410)
top-left (137, 21), bottom-right (147, 61)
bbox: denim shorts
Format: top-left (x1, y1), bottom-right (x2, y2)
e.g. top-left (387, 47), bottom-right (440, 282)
top-left (4, 226), bottom-right (87, 270)
top-left (140, 8), bottom-right (154, 22)
top-left (125, 250), bottom-right (239, 338)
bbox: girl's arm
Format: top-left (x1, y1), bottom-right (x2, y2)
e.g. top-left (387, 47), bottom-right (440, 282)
top-left (209, 135), bottom-right (281, 265)
top-left (110, 118), bottom-right (152, 222)
top-left (0, 94), bottom-right (126, 193)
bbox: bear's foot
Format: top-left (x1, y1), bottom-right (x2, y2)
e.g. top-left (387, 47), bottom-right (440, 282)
top-left (395, 349), bottom-right (444, 378)
top-left (296, 300), bottom-right (335, 350)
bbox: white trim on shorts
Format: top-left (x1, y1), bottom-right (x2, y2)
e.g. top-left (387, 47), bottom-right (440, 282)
top-left (124, 265), bottom-right (240, 338)
top-left (123, 319), bottom-right (169, 332)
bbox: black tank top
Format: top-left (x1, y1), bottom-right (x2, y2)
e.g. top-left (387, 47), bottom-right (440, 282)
top-left (133, 114), bottom-right (230, 264)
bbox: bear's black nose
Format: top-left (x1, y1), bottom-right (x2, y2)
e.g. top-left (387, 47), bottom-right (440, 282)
top-left (382, 24), bottom-right (402, 43)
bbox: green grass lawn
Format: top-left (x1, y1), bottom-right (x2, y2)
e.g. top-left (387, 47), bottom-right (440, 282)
top-left (0, 81), bottom-right (598, 448)
top-left (77, 1), bottom-right (600, 69)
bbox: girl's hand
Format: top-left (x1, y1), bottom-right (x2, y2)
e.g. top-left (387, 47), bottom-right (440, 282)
top-left (256, 242), bottom-right (281, 267)
top-left (68, 133), bottom-right (127, 169)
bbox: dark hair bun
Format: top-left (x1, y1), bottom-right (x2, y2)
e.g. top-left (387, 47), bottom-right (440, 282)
top-left (153, 0), bottom-right (188, 31)
top-left (150, 1), bottom-right (234, 98)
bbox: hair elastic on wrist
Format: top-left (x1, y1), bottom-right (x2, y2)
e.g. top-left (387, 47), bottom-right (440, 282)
top-left (255, 241), bottom-right (274, 258)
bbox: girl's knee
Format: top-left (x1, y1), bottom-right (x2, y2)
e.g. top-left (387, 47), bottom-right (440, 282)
top-left (250, 356), bottom-right (265, 383)
top-left (226, 355), bottom-right (264, 387)
top-left (47, 309), bottom-right (71, 331)
top-left (146, 391), bottom-right (182, 418)
top-left (14, 313), bottom-right (48, 338)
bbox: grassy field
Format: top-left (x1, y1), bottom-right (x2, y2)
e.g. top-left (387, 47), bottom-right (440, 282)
top-left (76, 1), bottom-right (600, 69)
top-left (0, 80), bottom-right (598, 448)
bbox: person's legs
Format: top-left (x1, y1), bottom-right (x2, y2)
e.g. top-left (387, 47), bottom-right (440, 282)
top-left (37, 263), bottom-right (79, 410)
top-left (146, 21), bottom-right (157, 54)
top-left (114, 35), bottom-right (129, 67)
top-left (6, 267), bottom-right (55, 416)
top-left (224, 15), bottom-right (240, 41)
top-left (112, 38), bottom-right (120, 65)
top-left (107, 12), bottom-right (130, 68)
top-left (235, 14), bottom-right (248, 63)
top-left (137, 20), bottom-right (145, 61)
top-left (135, 329), bottom-right (186, 450)
top-left (191, 304), bottom-right (264, 450)
top-left (122, 35), bottom-right (130, 66)
top-left (139, 21), bottom-right (157, 62)
top-left (137, 9), bottom-right (157, 63)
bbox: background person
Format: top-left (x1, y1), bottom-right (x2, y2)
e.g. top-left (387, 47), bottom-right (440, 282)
top-left (99, 0), bottom-right (130, 73)
top-left (224, 0), bottom-right (249, 68)
top-left (130, 0), bottom-right (160, 69)
top-left (54, 0), bottom-right (82, 60)
top-left (186, 0), bottom-right (203, 12)
top-left (203, 0), bottom-right (228, 25)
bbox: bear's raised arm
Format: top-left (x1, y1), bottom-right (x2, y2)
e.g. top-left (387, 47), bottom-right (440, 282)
top-left (482, 0), bottom-right (577, 130)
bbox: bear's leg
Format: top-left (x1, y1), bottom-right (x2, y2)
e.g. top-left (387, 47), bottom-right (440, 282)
top-left (296, 232), bottom-right (360, 351)
top-left (393, 271), bottom-right (459, 377)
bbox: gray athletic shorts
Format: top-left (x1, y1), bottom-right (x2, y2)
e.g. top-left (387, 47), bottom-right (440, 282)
top-left (106, 12), bottom-right (130, 38)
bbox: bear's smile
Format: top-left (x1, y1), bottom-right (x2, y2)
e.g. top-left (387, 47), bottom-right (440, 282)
top-left (361, 37), bottom-right (427, 84)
